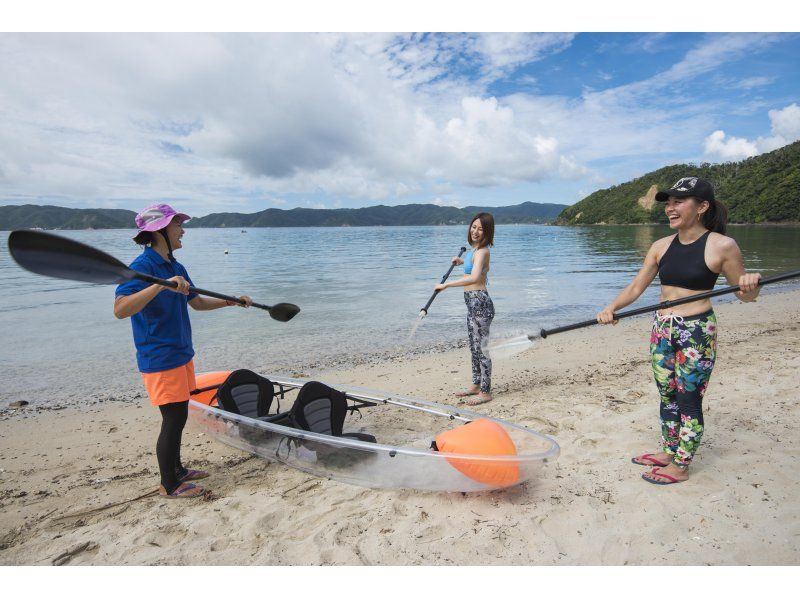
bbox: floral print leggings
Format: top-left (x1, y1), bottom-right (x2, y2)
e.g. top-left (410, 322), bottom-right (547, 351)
top-left (464, 290), bottom-right (494, 393)
top-left (650, 309), bottom-right (717, 467)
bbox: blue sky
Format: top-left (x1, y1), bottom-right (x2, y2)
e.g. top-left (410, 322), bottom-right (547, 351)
top-left (1, 27), bottom-right (798, 216)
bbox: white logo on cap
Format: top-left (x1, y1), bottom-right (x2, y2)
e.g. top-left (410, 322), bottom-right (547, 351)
top-left (671, 177), bottom-right (698, 192)
top-left (141, 208), bottom-right (165, 223)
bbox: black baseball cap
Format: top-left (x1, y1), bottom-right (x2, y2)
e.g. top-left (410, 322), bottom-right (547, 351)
top-left (655, 177), bottom-right (715, 203)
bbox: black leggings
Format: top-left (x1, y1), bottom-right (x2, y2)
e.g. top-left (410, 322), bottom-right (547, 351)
top-left (157, 401), bottom-right (189, 494)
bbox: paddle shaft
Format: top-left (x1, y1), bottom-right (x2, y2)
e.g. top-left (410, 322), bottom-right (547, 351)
top-left (537, 268), bottom-right (800, 340)
top-left (420, 246), bottom-right (467, 314)
top-left (134, 272), bottom-right (271, 310)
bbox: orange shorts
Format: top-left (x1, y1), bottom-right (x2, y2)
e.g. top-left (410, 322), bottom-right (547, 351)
top-left (141, 360), bottom-right (196, 407)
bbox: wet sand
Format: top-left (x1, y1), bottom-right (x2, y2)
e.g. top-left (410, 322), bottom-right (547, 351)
top-left (1, 290), bottom-right (798, 565)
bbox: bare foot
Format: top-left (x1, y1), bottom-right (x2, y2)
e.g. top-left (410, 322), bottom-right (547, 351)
top-left (455, 385), bottom-right (481, 398)
top-left (642, 463), bottom-right (689, 485)
top-left (631, 451), bottom-right (671, 467)
top-left (466, 392), bottom-right (493, 406)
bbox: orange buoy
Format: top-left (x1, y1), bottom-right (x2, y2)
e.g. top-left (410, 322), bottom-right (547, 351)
top-left (434, 418), bottom-right (520, 487)
top-left (192, 371), bottom-right (231, 406)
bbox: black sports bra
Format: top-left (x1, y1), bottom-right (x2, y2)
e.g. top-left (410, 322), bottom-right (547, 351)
top-left (658, 231), bottom-right (720, 291)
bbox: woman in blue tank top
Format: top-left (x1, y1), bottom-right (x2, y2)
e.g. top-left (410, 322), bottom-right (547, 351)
top-left (596, 177), bottom-right (762, 486)
top-left (434, 212), bottom-right (495, 406)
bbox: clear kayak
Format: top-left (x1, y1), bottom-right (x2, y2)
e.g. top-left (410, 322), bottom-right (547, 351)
top-left (188, 372), bottom-right (560, 493)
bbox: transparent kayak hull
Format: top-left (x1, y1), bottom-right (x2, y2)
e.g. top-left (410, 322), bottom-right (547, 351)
top-left (188, 375), bottom-right (560, 493)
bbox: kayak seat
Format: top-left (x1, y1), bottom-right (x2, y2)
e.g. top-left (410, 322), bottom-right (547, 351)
top-left (215, 369), bottom-right (276, 419)
top-left (290, 381), bottom-right (377, 443)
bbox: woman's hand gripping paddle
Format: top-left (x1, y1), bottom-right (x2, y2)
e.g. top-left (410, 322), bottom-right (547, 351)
top-left (408, 247), bottom-right (468, 340)
top-left (418, 246), bottom-right (468, 318)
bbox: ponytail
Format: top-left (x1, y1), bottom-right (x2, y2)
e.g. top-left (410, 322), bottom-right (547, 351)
top-left (702, 200), bottom-right (728, 235)
top-left (134, 231), bottom-right (155, 246)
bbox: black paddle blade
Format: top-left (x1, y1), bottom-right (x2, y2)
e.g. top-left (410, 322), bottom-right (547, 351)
top-left (269, 302), bottom-right (301, 322)
top-left (7, 230), bottom-right (134, 285)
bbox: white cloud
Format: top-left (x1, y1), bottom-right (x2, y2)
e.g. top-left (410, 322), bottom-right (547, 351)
top-left (0, 33), bottom-right (587, 209)
top-left (769, 103), bottom-right (800, 141)
top-left (0, 32), bottom-right (794, 212)
top-left (703, 130), bottom-right (758, 161)
top-left (635, 33), bottom-right (669, 53)
top-left (587, 33), bottom-right (784, 108)
top-left (431, 182), bottom-right (454, 195)
top-left (474, 33), bottom-right (574, 78)
top-left (703, 103), bottom-right (800, 161)
top-left (439, 97), bottom-right (561, 185)
top-left (733, 76), bottom-right (775, 90)
top-left (346, 33), bottom-right (573, 90)
top-left (432, 197), bottom-right (462, 207)
top-left (201, 33), bottom-right (583, 191)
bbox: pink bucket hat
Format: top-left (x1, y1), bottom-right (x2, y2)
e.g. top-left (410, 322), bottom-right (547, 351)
top-left (133, 203), bottom-right (190, 242)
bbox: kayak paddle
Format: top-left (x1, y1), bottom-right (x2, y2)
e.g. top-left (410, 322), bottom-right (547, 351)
top-left (485, 268), bottom-right (800, 360)
top-left (7, 229), bottom-right (301, 322)
top-left (418, 246), bottom-right (467, 318)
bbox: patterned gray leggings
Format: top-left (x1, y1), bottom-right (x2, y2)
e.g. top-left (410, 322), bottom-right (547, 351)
top-left (464, 290), bottom-right (494, 393)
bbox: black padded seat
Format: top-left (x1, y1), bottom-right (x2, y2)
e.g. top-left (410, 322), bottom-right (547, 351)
top-left (290, 381), bottom-right (376, 443)
top-left (215, 369), bottom-right (275, 419)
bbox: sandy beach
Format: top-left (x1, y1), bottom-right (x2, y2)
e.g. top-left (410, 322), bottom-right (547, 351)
top-left (1, 290), bottom-right (798, 565)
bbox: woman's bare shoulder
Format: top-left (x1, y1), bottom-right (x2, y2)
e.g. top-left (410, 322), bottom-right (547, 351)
top-left (656, 233), bottom-right (676, 244)
top-left (707, 231), bottom-right (736, 246)
top-left (645, 234), bottom-right (674, 264)
top-left (651, 234), bottom-right (675, 251)
top-left (706, 231), bottom-right (739, 255)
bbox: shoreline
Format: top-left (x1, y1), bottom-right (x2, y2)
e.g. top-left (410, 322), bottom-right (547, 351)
top-left (555, 222), bottom-right (800, 227)
top-left (3, 285), bottom-right (796, 414)
top-left (1, 289), bottom-right (799, 564)
top-left (4, 221), bottom-right (800, 232)
top-left (0, 335), bottom-right (470, 415)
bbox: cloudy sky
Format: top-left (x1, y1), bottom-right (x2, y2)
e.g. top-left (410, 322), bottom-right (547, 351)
top-left (1, 28), bottom-right (798, 215)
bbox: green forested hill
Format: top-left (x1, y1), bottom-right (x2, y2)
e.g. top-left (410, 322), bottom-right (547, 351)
top-left (0, 204), bottom-right (137, 229)
top-left (186, 201), bottom-right (566, 228)
top-left (188, 204), bottom-right (467, 227)
top-left (1, 200), bottom-right (567, 230)
top-left (557, 141), bottom-right (800, 225)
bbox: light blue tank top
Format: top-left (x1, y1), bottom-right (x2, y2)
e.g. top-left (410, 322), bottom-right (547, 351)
top-left (464, 250), bottom-right (488, 282)
top-left (464, 250), bottom-right (475, 274)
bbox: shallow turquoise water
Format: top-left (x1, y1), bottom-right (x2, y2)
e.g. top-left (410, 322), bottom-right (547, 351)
top-left (1, 224), bottom-right (798, 405)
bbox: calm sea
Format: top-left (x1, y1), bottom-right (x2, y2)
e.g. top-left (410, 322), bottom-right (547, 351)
top-left (1, 224), bottom-right (798, 407)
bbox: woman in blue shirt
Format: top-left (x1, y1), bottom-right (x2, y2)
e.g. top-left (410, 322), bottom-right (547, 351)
top-left (115, 204), bottom-right (252, 498)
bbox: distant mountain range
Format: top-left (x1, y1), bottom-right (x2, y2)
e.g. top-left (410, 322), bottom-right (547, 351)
top-left (0, 201), bottom-right (567, 230)
top-left (557, 140), bottom-right (800, 225)
top-left (185, 202), bottom-right (566, 228)
top-left (0, 204), bottom-right (137, 230)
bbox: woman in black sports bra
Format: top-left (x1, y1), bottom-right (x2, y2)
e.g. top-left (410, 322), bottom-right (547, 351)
top-left (596, 177), bottom-right (762, 486)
